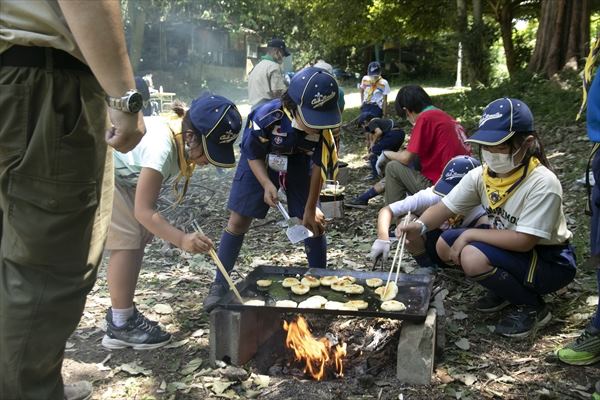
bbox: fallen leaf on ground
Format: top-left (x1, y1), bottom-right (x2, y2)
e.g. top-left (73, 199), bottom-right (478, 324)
top-left (181, 358), bottom-right (203, 375)
top-left (454, 337), bottom-right (470, 351)
top-left (163, 338), bottom-right (189, 349)
top-left (154, 303), bottom-right (173, 314)
top-left (192, 329), bottom-right (205, 337)
top-left (452, 311), bottom-right (468, 320)
top-left (118, 362), bottom-right (151, 376)
top-left (252, 374), bottom-right (270, 388)
top-left (211, 381), bottom-right (234, 395)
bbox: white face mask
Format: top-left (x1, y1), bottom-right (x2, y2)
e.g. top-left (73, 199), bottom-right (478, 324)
top-left (481, 148), bottom-right (522, 174)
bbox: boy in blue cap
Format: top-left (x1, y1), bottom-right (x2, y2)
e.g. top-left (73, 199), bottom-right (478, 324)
top-left (203, 67), bottom-right (342, 312)
top-left (102, 95), bottom-right (242, 350)
top-left (358, 61), bottom-right (391, 126)
top-left (400, 98), bottom-right (576, 338)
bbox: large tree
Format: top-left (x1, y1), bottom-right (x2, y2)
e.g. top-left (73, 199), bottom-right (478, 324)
top-left (528, 0), bottom-right (591, 77)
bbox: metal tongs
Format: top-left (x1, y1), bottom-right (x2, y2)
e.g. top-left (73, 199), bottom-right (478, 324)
top-left (276, 202), bottom-right (313, 244)
top-left (191, 221), bottom-right (243, 305)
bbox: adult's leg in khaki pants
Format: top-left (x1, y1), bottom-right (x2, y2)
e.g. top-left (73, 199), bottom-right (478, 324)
top-left (0, 66), bottom-right (111, 399)
top-left (383, 160), bottom-right (431, 205)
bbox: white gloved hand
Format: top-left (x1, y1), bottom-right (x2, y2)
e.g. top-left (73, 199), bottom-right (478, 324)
top-left (369, 239), bottom-right (391, 262)
top-left (376, 152), bottom-right (390, 177)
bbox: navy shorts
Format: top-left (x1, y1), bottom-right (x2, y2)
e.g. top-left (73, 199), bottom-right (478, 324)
top-left (591, 149), bottom-right (600, 257)
top-left (371, 130), bottom-right (405, 155)
top-left (358, 103), bottom-right (383, 126)
top-left (440, 228), bottom-right (576, 294)
top-left (227, 153), bottom-right (311, 219)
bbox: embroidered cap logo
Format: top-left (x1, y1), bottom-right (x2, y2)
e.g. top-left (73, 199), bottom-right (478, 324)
top-left (311, 91), bottom-right (336, 109)
top-left (479, 112), bottom-right (503, 127)
top-left (218, 130), bottom-right (237, 144)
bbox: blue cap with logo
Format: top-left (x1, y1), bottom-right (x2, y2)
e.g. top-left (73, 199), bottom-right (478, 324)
top-left (288, 66), bottom-right (341, 129)
top-left (189, 94), bottom-right (242, 168)
top-left (433, 156), bottom-right (481, 196)
top-left (368, 61), bottom-right (381, 76)
top-left (467, 98), bottom-right (534, 145)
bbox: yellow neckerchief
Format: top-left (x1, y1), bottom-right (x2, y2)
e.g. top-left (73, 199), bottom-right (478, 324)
top-left (577, 36), bottom-right (600, 121)
top-left (320, 129), bottom-right (338, 182)
top-left (365, 76), bottom-right (382, 103)
top-left (483, 156), bottom-right (540, 210)
top-left (447, 214), bottom-right (464, 228)
top-left (167, 114), bottom-right (195, 205)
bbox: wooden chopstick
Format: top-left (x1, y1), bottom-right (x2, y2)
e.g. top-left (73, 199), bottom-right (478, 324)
top-left (192, 221), bottom-right (244, 304)
top-left (383, 211), bottom-right (411, 296)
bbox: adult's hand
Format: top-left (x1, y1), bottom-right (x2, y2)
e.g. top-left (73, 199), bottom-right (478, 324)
top-left (263, 182), bottom-right (279, 208)
top-left (180, 232), bottom-right (214, 254)
top-left (369, 239), bottom-right (391, 262)
top-left (106, 109), bottom-right (145, 152)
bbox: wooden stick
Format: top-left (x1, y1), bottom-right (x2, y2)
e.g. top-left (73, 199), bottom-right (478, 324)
top-left (383, 212), bottom-right (411, 294)
top-left (192, 221), bottom-right (244, 304)
top-left (394, 213), bottom-right (411, 286)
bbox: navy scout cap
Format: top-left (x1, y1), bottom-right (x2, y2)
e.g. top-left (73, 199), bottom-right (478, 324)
top-left (467, 98), bottom-right (534, 145)
top-left (288, 66), bottom-right (341, 129)
top-left (368, 61), bottom-right (381, 76)
top-left (267, 38), bottom-right (290, 57)
top-left (189, 95), bottom-right (242, 168)
top-left (433, 156), bottom-right (481, 196)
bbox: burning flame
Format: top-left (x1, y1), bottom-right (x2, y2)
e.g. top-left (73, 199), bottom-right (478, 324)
top-left (283, 316), bottom-right (347, 380)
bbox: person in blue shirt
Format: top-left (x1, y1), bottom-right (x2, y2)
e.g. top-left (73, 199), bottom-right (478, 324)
top-left (557, 38), bottom-right (600, 368)
top-left (203, 67), bottom-right (342, 311)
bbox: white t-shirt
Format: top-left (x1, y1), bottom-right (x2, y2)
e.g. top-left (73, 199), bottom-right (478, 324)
top-left (360, 75), bottom-right (391, 109)
top-left (442, 165), bottom-right (572, 245)
top-left (389, 187), bottom-right (486, 229)
top-left (113, 116), bottom-right (179, 187)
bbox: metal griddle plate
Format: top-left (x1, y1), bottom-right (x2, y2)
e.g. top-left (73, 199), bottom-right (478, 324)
top-left (216, 266), bottom-right (433, 321)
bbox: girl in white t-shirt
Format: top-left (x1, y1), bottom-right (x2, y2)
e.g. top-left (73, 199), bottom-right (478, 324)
top-left (400, 98), bottom-right (576, 338)
top-left (102, 95), bottom-right (242, 350)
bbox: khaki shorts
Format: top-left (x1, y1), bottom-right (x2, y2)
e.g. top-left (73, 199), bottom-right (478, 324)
top-left (105, 182), bottom-right (154, 250)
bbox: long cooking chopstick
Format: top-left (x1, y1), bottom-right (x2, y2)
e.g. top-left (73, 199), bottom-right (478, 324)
top-left (192, 221), bottom-right (244, 304)
top-left (383, 211), bottom-right (411, 294)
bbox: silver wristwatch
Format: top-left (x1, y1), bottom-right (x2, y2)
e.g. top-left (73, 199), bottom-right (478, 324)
top-left (106, 90), bottom-right (144, 113)
top-left (414, 219), bottom-right (428, 236)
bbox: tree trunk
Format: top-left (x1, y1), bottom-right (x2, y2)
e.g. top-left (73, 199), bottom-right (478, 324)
top-left (128, 0), bottom-right (147, 72)
top-left (496, 0), bottom-right (516, 77)
top-left (455, 42), bottom-right (463, 88)
top-left (456, 0), bottom-right (467, 85)
top-left (528, 0), bottom-right (590, 77)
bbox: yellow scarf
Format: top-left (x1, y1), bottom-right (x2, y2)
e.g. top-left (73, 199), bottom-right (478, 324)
top-left (483, 156), bottom-right (540, 210)
top-left (365, 76), bottom-right (381, 103)
top-left (320, 129), bottom-right (338, 182)
top-left (167, 115), bottom-right (195, 204)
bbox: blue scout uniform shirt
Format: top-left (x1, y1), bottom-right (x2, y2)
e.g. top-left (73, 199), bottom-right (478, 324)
top-left (228, 99), bottom-right (325, 220)
top-left (241, 99), bottom-right (323, 165)
top-left (589, 72), bottom-right (600, 142)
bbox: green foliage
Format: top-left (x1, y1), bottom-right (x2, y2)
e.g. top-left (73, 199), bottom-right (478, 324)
top-left (434, 71), bottom-right (582, 131)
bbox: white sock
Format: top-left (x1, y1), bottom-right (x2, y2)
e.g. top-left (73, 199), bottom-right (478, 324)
top-left (112, 307), bottom-right (134, 327)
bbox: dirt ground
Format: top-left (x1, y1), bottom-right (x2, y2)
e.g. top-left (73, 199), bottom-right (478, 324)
top-left (63, 121), bottom-right (600, 399)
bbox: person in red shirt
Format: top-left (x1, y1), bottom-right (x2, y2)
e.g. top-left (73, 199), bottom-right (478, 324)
top-left (378, 85), bottom-right (471, 205)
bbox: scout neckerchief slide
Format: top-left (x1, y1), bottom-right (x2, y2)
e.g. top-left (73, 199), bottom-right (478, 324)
top-left (168, 115), bottom-right (196, 205)
top-left (483, 156), bottom-right (540, 210)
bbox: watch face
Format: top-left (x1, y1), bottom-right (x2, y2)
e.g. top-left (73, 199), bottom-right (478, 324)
top-left (127, 92), bottom-right (144, 113)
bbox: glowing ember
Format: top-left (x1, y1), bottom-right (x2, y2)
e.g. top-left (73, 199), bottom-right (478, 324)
top-left (282, 316), bottom-right (347, 380)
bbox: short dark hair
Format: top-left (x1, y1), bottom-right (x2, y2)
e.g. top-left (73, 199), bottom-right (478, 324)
top-left (280, 90), bottom-right (298, 117)
top-left (394, 85), bottom-right (433, 118)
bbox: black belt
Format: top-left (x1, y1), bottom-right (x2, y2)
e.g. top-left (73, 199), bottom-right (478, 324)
top-left (0, 45), bottom-right (91, 73)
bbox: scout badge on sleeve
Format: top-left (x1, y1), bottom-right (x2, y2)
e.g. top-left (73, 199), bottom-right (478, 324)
top-left (276, 202), bottom-right (314, 244)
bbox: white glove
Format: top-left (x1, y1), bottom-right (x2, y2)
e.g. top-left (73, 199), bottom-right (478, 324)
top-left (376, 152), bottom-right (390, 177)
top-left (369, 239), bottom-right (391, 262)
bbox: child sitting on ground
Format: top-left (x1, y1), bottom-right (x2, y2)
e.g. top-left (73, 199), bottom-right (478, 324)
top-left (363, 118), bottom-right (405, 181)
top-left (369, 156), bottom-right (485, 273)
top-left (399, 98), bottom-right (577, 338)
top-left (358, 61), bottom-right (390, 127)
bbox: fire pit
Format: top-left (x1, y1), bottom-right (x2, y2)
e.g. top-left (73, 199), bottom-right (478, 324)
top-left (209, 265), bottom-right (438, 385)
